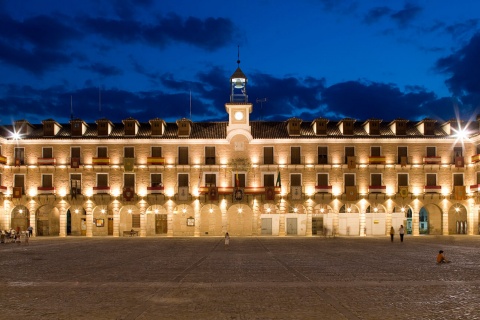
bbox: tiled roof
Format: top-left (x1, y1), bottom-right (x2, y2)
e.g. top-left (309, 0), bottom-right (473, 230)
top-left (0, 119), bottom-right (476, 140)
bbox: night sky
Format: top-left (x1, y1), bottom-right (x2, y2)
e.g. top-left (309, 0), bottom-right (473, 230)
top-left (1, 0), bottom-right (480, 126)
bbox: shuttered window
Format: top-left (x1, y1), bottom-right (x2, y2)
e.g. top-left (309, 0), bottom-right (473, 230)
top-left (317, 173), bottom-right (328, 186)
top-left (398, 174), bottom-right (408, 187)
top-left (97, 147), bottom-right (108, 157)
top-left (264, 147), bottom-right (274, 164)
top-left (43, 147), bottom-right (53, 158)
top-left (426, 174), bottom-right (436, 186)
top-left (178, 174), bottom-right (189, 187)
top-left (290, 174), bottom-right (302, 186)
top-left (264, 174), bottom-right (275, 187)
top-left (178, 147), bottom-right (189, 165)
top-left (124, 147), bottom-right (135, 158)
top-left (97, 173), bottom-right (108, 187)
top-left (291, 147), bottom-right (301, 164)
top-left (42, 174), bottom-right (53, 188)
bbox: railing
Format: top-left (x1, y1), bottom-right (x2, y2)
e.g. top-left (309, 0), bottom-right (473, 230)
top-left (93, 186), bottom-right (111, 194)
top-left (470, 184), bottom-right (480, 192)
top-left (423, 156), bottom-right (441, 164)
top-left (92, 157), bottom-right (110, 165)
top-left (368, 185), bottom-right (386, 193)
top-left (315, 185), bottom-right (332, 193)
top-left (147, 157), bottom-right (165, 165)
top-left (146, 186), bottom-right (164, 194)
top-left (288, 156), bottom-right (305, 165)
top-left (424, 185), bottom-right (441, 193)
top-left (368, 156), bottom-right (386, 164)
top-left (37, 187), bottom-right (56, 194)
top-left (37, 158), bottom-right (56, 165)
top-left (0, 185), bottom-right (7, 193)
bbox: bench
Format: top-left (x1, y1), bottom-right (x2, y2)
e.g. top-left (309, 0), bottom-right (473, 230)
top-left (123, 230), bottom-right (139, 236)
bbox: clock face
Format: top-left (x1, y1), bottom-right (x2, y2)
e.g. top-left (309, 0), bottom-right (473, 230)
top-left (234, 111), bottom-right (244, 121)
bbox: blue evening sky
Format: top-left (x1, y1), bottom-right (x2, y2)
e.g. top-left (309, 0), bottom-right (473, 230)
top-left (0, 0), bottom-right (479, 125)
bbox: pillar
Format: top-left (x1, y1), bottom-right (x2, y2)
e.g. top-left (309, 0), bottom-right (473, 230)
top-left (412, 199), bottom-right (421, 236)
top-left (112, 200), bottom-right (120, 237)
top-left (359, 212), bottom-right (366, 237)
top-left (194, 200), bottom-right (201, 237)
top-left (139, 201), bottom-right (147, 237)
top-left (28, 200), bottom-right (38, 237)
top-left (58, 201), bottom-right (67, 237)
top-left (85, 201), bottom-right (93, 237)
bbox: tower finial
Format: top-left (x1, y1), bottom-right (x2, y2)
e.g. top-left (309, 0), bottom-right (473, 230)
top-left (237, 45), bottom-right (240, 66)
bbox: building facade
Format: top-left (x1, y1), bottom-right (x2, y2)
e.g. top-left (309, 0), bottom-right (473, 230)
top-left (1, 66), bottom-right (480, 237)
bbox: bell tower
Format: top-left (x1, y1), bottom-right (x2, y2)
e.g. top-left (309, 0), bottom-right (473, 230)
top-left (226, 47), bottom-right (252, 135)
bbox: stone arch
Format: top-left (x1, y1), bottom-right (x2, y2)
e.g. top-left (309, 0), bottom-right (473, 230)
top-left (66, 204), bottom-right (87, 236)
top-left (420, 203), bottom-right (443, 235)
top-left (172, 204), bottom-right (195, 236)
top-left (36, 204), bottom-right (60, 236)
top-left (10, 205), bottom-right (29, 233)
top-left (118, 204), bottom-right (140, 236)
top-left (338, 203), bottom-right (360, 235)
top-left (145, 204), bottom-right (168, 236)
top-left (448, 203), bottom-right (468, 234)
top-left (226, 204), bottom-right (253, 236)
top-left (199, 204), bottom-right (223, 236)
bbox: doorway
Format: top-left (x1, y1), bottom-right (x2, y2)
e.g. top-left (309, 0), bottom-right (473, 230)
top-left (286, 218), bottom-right (297, 235)
top-left (155, 214), bottom-right (168, 234)
top-left (108, 218), bottom-right (113, 235)
top-left (261, 218), bottom-right (272, 235)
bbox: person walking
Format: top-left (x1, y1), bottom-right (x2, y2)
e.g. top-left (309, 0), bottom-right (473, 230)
top-left (224, 232), bottom-right (230, 250)
top-left (27, 225), bottom-right (33, 237)
top-left (390, 226), bottom-right (395, 242)
top-left (399, 225), bottom-right (405, 242)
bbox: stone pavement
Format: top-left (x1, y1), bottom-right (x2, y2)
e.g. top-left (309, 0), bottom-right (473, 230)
top-left (1, 235), bottom-right (480, 320)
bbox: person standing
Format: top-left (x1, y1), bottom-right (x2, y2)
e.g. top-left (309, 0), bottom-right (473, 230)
top-left (224, 232), bottom-right (230, 249)
top-left (399, 225), bottom-right (405, 242)
top-left (27, 225), bottom-right (33, 237)
top-left (390, 226), bottom-right (395, 242)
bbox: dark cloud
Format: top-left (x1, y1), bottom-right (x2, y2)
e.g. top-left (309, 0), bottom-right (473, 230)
top-left (444, 19), bottom-right (479, 39)
top-left (81, 17), bottom-right (143, 43)
top-left (435, 33), bottom-right (480, 96)
top-left (320, 80), bottom-right (439, 121)
top-left (363, 6), bottom-right (391, 25)
top-left (80, 63), bottom-right (123, 76)
top-left (390, 3), bottom-right (422, 28)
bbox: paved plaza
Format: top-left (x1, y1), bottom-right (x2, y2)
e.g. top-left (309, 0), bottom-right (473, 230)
top-left (1, 235), bottom-right (480, 320)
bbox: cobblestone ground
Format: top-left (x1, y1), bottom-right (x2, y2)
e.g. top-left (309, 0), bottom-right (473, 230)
top-left (1, 235), bottom-right (480, 320)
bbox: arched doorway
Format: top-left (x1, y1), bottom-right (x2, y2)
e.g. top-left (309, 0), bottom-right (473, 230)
top-left (11, 205), bottom-right (29, 233)
top-left (199, 204), bottom-right (222, 236)
top-left (339, 204), bottom-right (360, 236)
top-left (420, 204), bottom-right (443, 235)
top-left (66, 206), bottom-right (86, 236)
top-left (365, 204), bottom-right (387, 236)
top-left (226, 204), bottom-right (253, 236)
top-left (448, 204), bottom-right (467, 234)
top-left (36, 204), bottom-right (60, 236)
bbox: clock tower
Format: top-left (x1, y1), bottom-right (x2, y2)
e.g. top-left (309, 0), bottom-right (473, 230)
top-left (226, 52), bottom-right (252, 135)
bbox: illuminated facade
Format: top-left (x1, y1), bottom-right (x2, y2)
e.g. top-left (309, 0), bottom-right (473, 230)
top-left (1, 65), bottom-right (480, 237)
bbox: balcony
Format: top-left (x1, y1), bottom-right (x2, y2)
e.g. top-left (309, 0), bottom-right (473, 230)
top-left (147, 157), bottom-right (165, 165)
top-left (37, 186), bottom-right (56, 195)
top-left (146, 186), bottom-right (164, 195)
top-left (424, 185), bottom-right (441, 193)
top-left (369, 185), bottom-right (386, 194)
top-left (423, 156), bottom-right (441, 164)
top-left (93, 186), bottom-right (111, 194)
top-left (368, 156), bottom-right (386, 165)
top-left (92, 157), bottom-right (110, 165)
top-left (0, 155), bottom-right (6, 165)
top-left (71, 157), bottom-right (81, 168)
top-left (37, 158), bottom-right (56, 166)
top-left (0, 185), bottom-right (7, 193)
top-left (315, 185), bottom-right (332, 194)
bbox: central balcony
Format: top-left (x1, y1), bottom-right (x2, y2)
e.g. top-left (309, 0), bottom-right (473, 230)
top-left (92, 157), bottom-right (110, 165)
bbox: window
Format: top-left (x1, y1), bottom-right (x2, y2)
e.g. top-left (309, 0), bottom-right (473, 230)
top-left (290, 174), bottom-right (302, 186)
top-left (0, 145), bottom-right (2, 155)
top-left (398, 173), bottom-right (408, 188)
top-left (14, 147), bottom-right (25, 165)
top-left (233, 173), bottom-right (246, 187)
top-left (42, 174), bottom-right (53, 188)
top-left (151, 173), bottom-right (162, 187)
top-left (178, 173), bottom-right (189, 187)
top-left (371, 146), bottom-right (381, 157)
top-left (317, 173), bottom-right (329, 186)
top-left (71, 147), bottom-right (81, 159)
top-left (264, 147), bottom-right (274, 164)
top-left (97, 147), bottom-right (108, 157)
top-left (178, 147), bottom-right (188, 165)
top-left (344, 173), bottom-right (355, 191)
top-left (42, 147), bottom-right (53, 158)
top-left (0, 173), bottom-right (2, 186)
top-left (453, 146), bottom-right (462, 164)
top-left (124, 147), bottom-right (135, 158)
top-left (370, 173), bottom-right (382, 186)
top-left (132, 214), bottom-right (140, 228)
top-left (263, 173), bottom-right (275, 187)
top-left (453, 173), bottom-right (464, 186)
top-left (151, 146), bottom-right (162, 157)
top-left (204, 173), bottom-right (217, 186)
top-left (318, 146), bottom-right (328, 164)
top-left (477, 172), bottom-right (480, 185)
top-left (205, 147), bottom-right (216, 165)
top-left (345, 146), bottom-right (355, 163)
top-left (291, 147), bottom-right (301, 164)
top-left (70, 174), bottom-right (82, 195)
top-left (124, 173), bottom-right (135, 189)
top-left (426, 146), bottom-right (436, 157)
top-left (426, 173), bottom-right (437, 186)
top-left (97, 173), bottom-right (108, 187)
top-left (477, 144), bottom-right (480, 155)
top-left (398, 146), bottom-right (408, 164)
top-left (14, 174), bottom-right (25, 194)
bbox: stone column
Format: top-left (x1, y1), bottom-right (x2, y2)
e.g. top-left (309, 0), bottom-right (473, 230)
top-left (139, 201), bottom-right (147, 237)
top-left (194, 200), bottom-right (201, 237)
top-left (166, 201), bottom-right (174, 237)
top-left (112, 200), bottom-right (120, 237)
top-left (412, 200), bottom-right (421, 236)
top-left (468, 200), bottom-right (477, 235)
top-left (28, 200), bottom-right (38, 237)
top-left (85, 201), bottom-right (93, 237)
top-left (58, 201), bottom-right (67, 237)
top-left (3, 200), bottom-right (11, 230)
